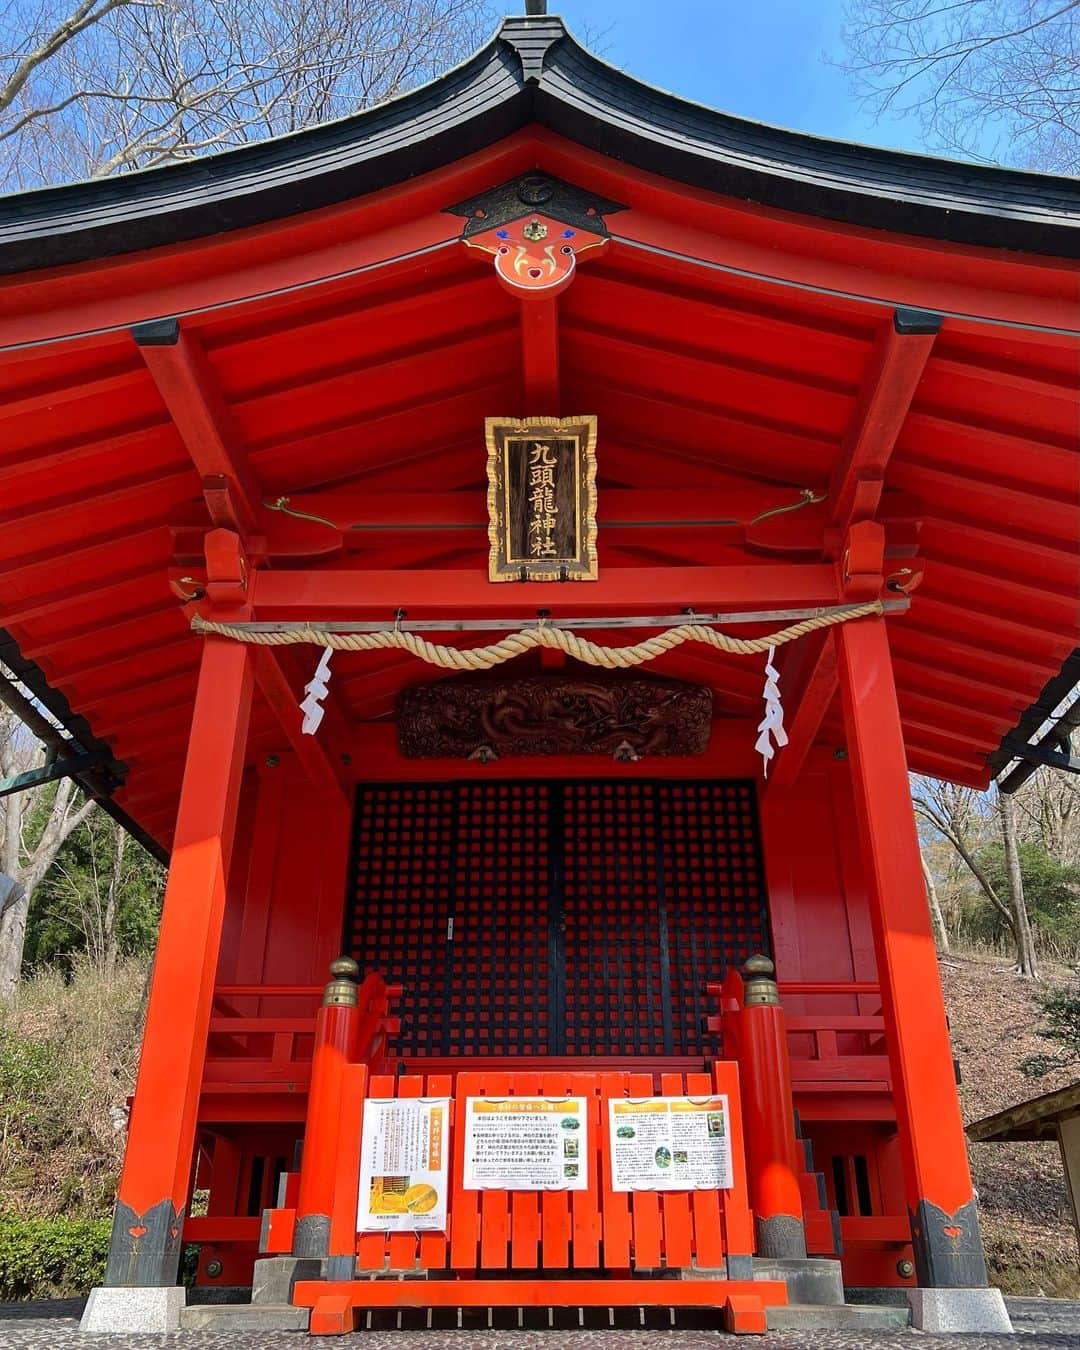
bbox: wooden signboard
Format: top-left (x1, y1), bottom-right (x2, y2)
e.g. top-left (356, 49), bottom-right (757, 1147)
top-left (486, 416), bottom-right (598, 582)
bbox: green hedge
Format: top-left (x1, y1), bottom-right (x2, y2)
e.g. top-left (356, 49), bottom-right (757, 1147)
top-left (0, 1217), bottom-right (110, 1300)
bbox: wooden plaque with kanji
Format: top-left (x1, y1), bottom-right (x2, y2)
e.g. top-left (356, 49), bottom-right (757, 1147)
top-left (486, 415), bottom-right (598, 582)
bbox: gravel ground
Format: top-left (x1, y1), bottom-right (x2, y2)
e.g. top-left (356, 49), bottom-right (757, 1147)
top-left (0, 1297), bottom-right (1077, 1348)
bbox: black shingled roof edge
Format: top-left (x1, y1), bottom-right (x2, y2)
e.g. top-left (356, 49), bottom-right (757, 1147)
top-left (1, 14), bottom-right (1080, 273)
top-left (988, 648), bottom-right (1080, 788)
top-left (0, 630), bottom-right (169, 864)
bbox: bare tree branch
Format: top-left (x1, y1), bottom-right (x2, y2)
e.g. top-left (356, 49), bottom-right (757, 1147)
top-left (0, 0), bottom-right (144, 118)
top-left (836, 0), bottom-right (1080, 171)
top-left (0, 0), bottom-right (493, 189)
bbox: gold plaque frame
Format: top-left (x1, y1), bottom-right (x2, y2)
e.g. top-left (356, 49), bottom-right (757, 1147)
top-left (485, 415), bottom-right (598, 582)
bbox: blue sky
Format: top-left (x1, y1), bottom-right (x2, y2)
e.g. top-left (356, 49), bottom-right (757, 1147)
top-left (551, 0), bottom-right (927, 154)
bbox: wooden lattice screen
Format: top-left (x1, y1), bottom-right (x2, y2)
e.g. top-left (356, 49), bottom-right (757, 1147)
top-left (346, 780), bottom-right (770, 1059)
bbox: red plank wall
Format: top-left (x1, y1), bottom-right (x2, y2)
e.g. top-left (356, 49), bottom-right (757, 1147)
top-left (215, 762), bottom-right (351, 990)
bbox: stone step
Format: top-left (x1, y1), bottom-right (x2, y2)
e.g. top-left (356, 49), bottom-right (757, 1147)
top-left (179, 1302), bottom-right (309, 1332)
top-left (181, 1297), bottom-right (912, 1334)
top-left (766, 1302), bottom-right (911, 1332)
top-left (753, 1256), bottom-right (845, 1306)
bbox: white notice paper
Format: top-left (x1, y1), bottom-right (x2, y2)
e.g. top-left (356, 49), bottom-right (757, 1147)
top-left (463, 1097), bottom-right (588, 1191)
top-left (609, 1096), bottom-right (733, 1192)
top-left (357, 1097), bottom-right (451, 1231)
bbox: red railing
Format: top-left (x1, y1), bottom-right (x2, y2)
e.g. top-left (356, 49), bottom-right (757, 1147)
top-left (706, 977), bottom-right (891, 1091)
top-left (781, 981), bottom-right (890, 1089)
top-left (704, 970), bottom-right (908, 1272)
top-left (290, 1064), bottom-right (787, 1336)
top-left (202, 978), bottom-right (400, 1095)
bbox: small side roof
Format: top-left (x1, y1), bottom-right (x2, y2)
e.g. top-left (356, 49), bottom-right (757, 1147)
top-left (2, 13), bottom-right (1080, 274)
top-left (967, 1081), bottom-right (1080, 1143)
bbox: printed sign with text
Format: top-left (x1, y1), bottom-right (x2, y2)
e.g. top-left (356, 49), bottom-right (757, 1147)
top-left (357, 1097), bottom-right (451, 1231)
top-left (463, 1096), bottom-right (589, 1191)
top-left (608, 1096), bottom-right (733, 1192)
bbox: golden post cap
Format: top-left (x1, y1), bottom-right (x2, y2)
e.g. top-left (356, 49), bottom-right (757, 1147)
top-left (741, 953), bottom-right (781, 1007)
top-left (323, 955), bottom-right (360, 1007)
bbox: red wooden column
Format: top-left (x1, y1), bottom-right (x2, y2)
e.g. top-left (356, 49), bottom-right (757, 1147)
top-left (837, 616), bottom-right (987, 1289)
top-left (735, 957), bottom-right (807, 1260)
top-left (293, 959), bottom-right (361, 1260)
top-left (104, 635), bottom-right (254, 1287)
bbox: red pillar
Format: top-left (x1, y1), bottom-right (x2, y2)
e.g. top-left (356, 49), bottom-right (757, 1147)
top-left (105, 636), bottom-right (254, 1287)
top-left (736, 957), bottom-right (807, 1259)
top-left (837, 617), bottom-right (987, 1288)
top-left (293, 959), bottom-right (361, 1259)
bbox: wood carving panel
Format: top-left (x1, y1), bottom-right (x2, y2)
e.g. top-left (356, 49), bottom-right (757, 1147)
top-left (398, 675), bottom-right (712, 760)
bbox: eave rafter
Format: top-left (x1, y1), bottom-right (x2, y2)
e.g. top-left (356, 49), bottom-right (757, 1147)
top-left (132, 318), bottom-right (350, 804)
top-left (827, 307), bottom-right (941, 541)
top-left (133, 319), bottom-right (263, 540)
top-left (768, 307), bottom-right (940, 785)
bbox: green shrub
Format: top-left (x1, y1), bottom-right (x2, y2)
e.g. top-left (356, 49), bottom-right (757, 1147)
top-left (1021, 981), bottom-right (1080, 1078)
top-left (970, 841), bottom-right (1080, 960)
top-left (0, 1216), bottom-right (110, 1299)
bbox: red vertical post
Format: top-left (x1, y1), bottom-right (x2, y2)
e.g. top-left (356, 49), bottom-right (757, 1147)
top-left (293, 959), bottom-right (361, 1259)
top-left (104, 636), bottom-right (253, 1287)
top-left (734, 956), bottom-right (807, 1259)
top-left (837, 616), bottom-right (987, 1288)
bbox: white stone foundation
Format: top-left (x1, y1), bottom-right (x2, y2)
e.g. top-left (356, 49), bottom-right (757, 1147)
top-left (907, 1287), bottom-right (1013, 1333)
top-left (80, 1285), bottom-right (186, 1333)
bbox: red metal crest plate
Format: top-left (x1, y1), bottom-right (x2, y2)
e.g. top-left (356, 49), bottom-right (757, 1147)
top-left (465, 214), bottom-right (608, 296)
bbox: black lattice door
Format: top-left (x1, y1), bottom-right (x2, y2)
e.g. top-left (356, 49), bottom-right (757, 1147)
top-left (347, 779), bottom-right (769, 1059)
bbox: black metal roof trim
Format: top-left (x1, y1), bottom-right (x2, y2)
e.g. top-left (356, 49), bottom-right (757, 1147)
top-left (0, 629), bottom-right (168, 863)
top-left (1, 13), bottom-right (1079, 276)
top-left (990, 647), bottom-right (1080, 793)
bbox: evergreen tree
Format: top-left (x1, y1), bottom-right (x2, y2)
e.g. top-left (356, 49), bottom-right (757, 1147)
top-left (24, 813), bottom-right (163, 976)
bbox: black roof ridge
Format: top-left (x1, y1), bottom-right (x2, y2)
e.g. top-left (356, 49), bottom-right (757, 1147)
top-left (1, 11), bottom-right (1079, 273)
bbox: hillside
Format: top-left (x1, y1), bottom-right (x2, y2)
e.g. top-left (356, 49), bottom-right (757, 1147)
top-left (942, 952), bottom-right (1079, 1296)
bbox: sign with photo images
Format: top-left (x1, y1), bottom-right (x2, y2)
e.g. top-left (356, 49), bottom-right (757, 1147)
top-left (485, 416), bottom-right (598, 582)
top-left (462, 1096), bottom-right (589, 1190)
top-left (608, 1096), bottom-right (733, 1192)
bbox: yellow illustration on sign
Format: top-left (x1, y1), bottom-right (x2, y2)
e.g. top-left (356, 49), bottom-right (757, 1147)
top-left (358, 1098), bottom-right (450, 1232)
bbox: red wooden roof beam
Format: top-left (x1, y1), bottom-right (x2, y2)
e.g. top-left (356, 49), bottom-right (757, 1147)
top-left (827, 308), bottom-right (941, 540)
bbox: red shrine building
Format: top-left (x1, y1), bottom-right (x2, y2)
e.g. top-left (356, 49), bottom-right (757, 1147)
top-left (0, 5), bottom-right (1078, 1337)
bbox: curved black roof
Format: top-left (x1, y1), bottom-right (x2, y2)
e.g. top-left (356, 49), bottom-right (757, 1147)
top-left (2, 13), bottom-right (1080, 273)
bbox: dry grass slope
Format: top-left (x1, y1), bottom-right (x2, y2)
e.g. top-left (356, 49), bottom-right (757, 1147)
top-left (0, 959), bottom-right (147, 1221)
top-left (942, 952), bottom-right (1079, 1297)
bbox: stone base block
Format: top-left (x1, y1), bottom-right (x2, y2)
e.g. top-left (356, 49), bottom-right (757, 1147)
top-left (180, 1302), bottom-right (309, 1331)
top-left (252, 1254), bottom-right (326, 1304)
top-left (188, 1285), bottom-right (249, 1304)
top-left (753, 1256), bottom-right (844, 1306)
top-left (79, 1285), bottom-right (185, 1333)
top-left (767, 1302), bottom-right (911, 1332)
top-left (844, 1284), bottom-right (910, 1306)
top-left (907, 1286), bottom-right (1014, 1333)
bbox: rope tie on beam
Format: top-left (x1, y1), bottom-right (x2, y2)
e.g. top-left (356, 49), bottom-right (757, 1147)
top-left (191, 601), bottom-right (884, 673)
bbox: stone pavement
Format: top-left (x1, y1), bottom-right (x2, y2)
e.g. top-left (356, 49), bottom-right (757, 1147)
top-left (0, 1296), bottom-right (1077, 1348)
